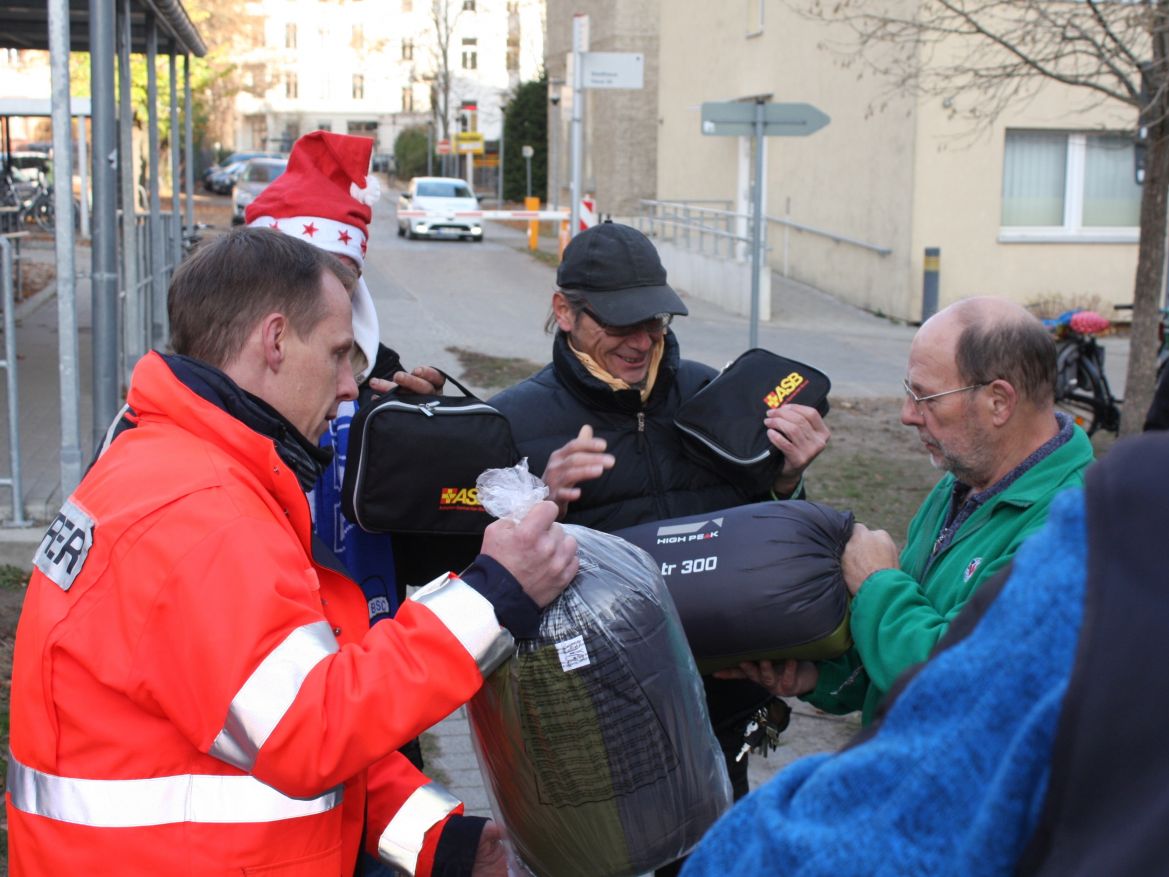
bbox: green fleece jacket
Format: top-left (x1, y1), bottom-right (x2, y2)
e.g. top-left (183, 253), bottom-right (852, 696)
top-left (808, 424), bottom-right (1094, 724)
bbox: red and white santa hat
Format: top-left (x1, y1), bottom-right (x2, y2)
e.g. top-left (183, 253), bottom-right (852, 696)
top-left (246, 131), bottom-right (382, 382)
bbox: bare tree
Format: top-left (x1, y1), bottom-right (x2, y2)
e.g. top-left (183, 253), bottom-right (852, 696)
top-left (794, 0), bottom-right (1169, 433)
top-left (427, 0), bottom-right (466, 141)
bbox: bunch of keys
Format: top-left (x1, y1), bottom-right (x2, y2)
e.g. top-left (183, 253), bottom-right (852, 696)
top-left (734, 700), bottom-right (791, 762)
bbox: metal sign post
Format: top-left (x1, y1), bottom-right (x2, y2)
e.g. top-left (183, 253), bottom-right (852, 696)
top-left (569, 14), bottom-right (587, 237)
top-left (701, 100), bottom-right (830, 347)
top-left (565, 15), bottom-right (645, 238)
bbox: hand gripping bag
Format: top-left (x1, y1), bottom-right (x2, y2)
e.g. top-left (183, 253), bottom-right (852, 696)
top-left (615, 500), bottom-right (854, 674)
top-left (674, 349), bottom-right (831, 490)
top-left (467, 465), bottom-right (732, 877)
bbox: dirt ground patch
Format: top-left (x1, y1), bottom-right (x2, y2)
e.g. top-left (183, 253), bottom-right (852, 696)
top-left (807, 396), bottom-right (938, 538)
top-left (447, 346), bottom-right (544, 390)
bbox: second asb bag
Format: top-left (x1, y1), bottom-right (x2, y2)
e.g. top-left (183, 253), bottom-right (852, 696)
top-left (674, 348), bottom-right (831, 489)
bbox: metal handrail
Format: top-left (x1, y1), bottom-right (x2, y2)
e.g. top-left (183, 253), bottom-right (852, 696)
top-left (638, 198), bottom-right (893, 266)
top-left (637, 199), bottom-right (752, 259)
top-left (641, 214), bottom-right (753, 244)
top-left (768, 214), bottom-right (892, 256)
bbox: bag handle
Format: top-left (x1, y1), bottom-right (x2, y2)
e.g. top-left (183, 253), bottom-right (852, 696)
top-left (384, 367), bottom-right (481, 401)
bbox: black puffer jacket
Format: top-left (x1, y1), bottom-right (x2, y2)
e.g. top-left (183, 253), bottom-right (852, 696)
top-left (492, 330), bottom-right (776, 755)
top-left (490, 330), bottom-right (767, 530)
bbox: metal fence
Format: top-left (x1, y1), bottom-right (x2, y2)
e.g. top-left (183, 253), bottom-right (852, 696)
top-left (0, 236), bottom-right (27, 525)
top-left (635, 200), bottom-right (752, 258)
top-left (122, 210), bottom-right (181, 382)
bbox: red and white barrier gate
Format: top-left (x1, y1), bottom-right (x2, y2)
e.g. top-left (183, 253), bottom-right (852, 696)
top-left (396, 209), bottom-right (571, 221)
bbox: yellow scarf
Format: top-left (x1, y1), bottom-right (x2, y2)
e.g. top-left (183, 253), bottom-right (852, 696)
top-left (568, 337), bottom-right (665, 403)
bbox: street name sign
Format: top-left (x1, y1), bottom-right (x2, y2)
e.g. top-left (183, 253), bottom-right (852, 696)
top-left (581, 52), bottom-right (645, 89)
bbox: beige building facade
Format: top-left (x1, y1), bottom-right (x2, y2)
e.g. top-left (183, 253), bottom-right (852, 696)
top-left (654, 2), bottom-right (1141, 322)
top-left (545, 0), bottom-right (660, 216)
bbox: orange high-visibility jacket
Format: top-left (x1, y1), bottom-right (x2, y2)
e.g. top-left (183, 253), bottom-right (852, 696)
top-left (7, 352), bottom-right (512, 875)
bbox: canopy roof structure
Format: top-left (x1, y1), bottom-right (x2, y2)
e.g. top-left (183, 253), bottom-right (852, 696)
top-left (0, 0), bottom-right (206, 57)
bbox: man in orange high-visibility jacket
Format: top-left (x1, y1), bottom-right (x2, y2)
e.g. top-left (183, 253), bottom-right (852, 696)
top-left (7, 228), bottom-right (579, 876)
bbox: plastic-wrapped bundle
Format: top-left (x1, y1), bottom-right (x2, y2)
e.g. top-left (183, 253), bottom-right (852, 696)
top-left (615, 500), bottom-right (855, 674)
top-left (467, 525), bottom-right (731, 877)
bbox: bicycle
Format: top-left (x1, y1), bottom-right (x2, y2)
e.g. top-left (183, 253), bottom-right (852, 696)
top-left (21, 181), bottom-right (56, 232)
top-left (1044, 309), bottom-right (1121, 436)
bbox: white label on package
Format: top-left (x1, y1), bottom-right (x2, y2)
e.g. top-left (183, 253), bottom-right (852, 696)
top-left (556, 636), bottom-right (591, 672)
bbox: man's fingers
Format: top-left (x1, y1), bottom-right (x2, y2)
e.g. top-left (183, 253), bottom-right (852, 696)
top-left (713, 667), bottom-right (748, 680)
top-left (578, 423), bottom-right (593, 441)
top-left (516, 500), bottom-right (560, 537)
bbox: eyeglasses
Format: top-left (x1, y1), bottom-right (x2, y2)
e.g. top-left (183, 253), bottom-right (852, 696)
top-left (902, 378), bottom-right (988, 413)
top-left (581, 307), bottom-right (673, 338)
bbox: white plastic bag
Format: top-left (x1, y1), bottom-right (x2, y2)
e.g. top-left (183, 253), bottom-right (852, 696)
top-left (477, 458), bottom-right (548, 522)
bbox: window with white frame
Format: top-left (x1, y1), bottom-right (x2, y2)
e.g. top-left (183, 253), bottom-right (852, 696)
top-left (352, 74), bottom-right (365, 100)
top-left (285, 72), bottom-right (298, 99)
top-left (402, 38), bottom-right (414, 60)
top-left (285, 22), bottom-right (297, 49)
top-left (462, 37), bottom-right (478, 69)
top-left (1000, 130), bottom-right (1141, 241)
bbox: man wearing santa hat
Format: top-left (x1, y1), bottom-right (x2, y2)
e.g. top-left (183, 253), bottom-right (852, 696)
top-left (246, 132), bottom-right (495, 876)
top-left (246, 130), bottom-right (437, 618)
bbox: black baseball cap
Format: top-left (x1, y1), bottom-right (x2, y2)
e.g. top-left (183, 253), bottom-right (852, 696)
top-left (556, 221), bottom-right (689, 326)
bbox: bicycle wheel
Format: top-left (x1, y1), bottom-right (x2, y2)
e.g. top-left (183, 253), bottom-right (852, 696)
top-left (1054, 341), bottom-right (1110, 435)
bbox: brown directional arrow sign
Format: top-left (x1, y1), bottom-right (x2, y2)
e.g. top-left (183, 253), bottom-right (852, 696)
top-left (700, 101), bottom-right (830, 137)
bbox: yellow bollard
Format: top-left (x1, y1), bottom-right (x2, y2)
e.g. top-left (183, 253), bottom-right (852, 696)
top-left (525, 196), bottom-right (540, 250)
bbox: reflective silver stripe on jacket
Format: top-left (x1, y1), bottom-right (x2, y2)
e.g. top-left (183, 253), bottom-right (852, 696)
top-left (211, 621), bottom-right (338, 771)
top-left (410, 574), bottom-right (515, 677)
top-left (6, 753), bottom-right (342, 827)
top-left (377, 781), bottom-right (461, 875)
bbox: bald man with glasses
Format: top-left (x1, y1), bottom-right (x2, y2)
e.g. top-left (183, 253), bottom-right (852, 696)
top-left (734, 296), bottom-right (1094, 727)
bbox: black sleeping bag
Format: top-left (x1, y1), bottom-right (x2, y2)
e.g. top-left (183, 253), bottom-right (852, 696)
top-left (466, 525), bottom-right (731, 877)
top-left (615, 500), bottom-right (855, 674)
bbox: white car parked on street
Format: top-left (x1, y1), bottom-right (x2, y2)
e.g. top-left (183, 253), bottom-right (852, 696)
top-left (397, 176), bottom-right (484, 242)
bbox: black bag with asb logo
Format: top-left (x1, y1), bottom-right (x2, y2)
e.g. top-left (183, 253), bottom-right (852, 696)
top-left (341, 371), bottom-right (520, 586)
top-left (674, 348), bottom-right (831, 490)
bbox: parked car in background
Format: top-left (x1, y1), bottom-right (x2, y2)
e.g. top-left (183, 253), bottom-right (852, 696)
top-left (397, 176), bottom-right (483, 242)
top-left (231, 157), bottom-right (289, 225)
top-left (371, 153), bottom-right (395, 174)
top-left (202, 150), bottom-right (285, 191)
top-left (206, 160), bottom-right (252, 195)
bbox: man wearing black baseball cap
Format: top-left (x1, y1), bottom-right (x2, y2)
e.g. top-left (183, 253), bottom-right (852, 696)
top-left (490, 221), bottom-right (830, 874)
